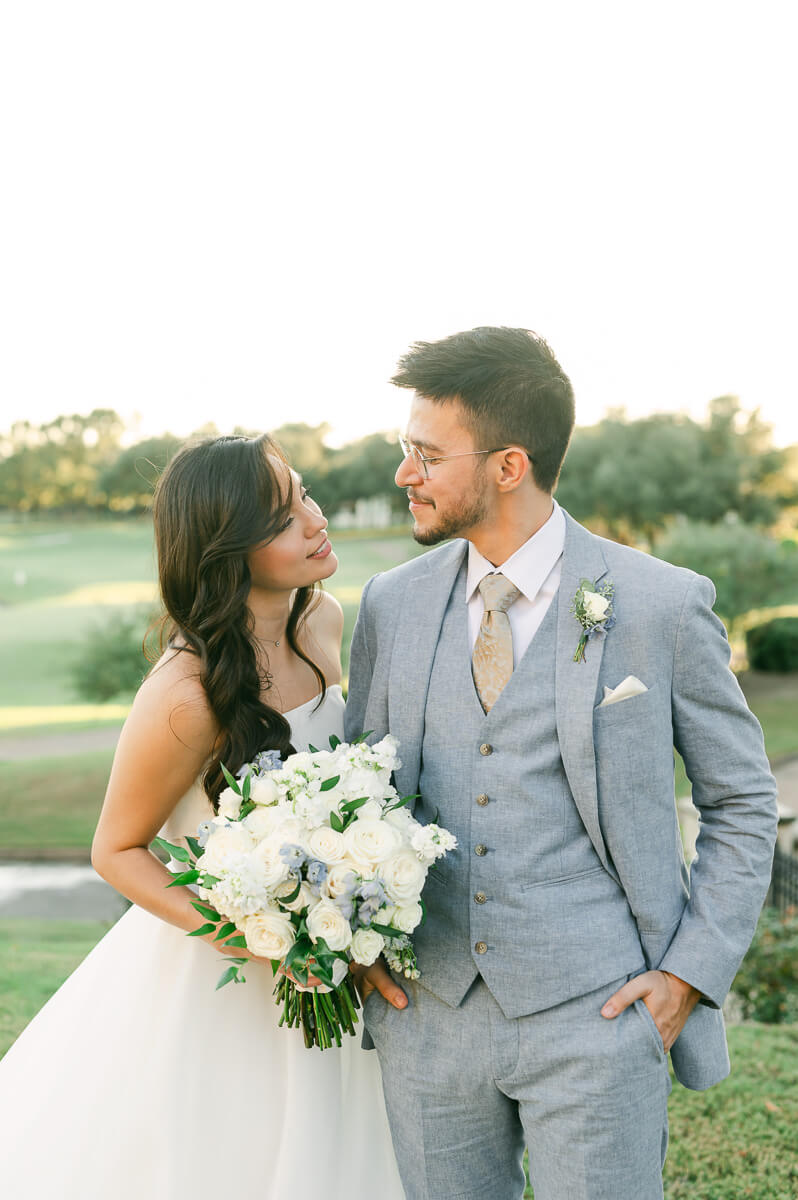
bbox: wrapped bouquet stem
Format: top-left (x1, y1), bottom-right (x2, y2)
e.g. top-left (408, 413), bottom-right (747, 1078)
top-left (153, 733), bottom-right (456, 1050)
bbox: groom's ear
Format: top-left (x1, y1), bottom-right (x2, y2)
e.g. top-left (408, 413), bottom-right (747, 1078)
top-left (495, 447), bottom-right (531, 492)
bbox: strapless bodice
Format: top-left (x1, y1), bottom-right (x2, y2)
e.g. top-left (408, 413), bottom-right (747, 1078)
top-left (161, 684), bottom-right (345, 842)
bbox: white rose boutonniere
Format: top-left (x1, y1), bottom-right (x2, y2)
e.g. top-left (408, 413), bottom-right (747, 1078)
top-left (570, 578), bottom-right (615, 663)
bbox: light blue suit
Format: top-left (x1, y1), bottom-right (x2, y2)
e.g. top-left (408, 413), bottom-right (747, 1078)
top-left (345, 511), bottom-right (777, 1199)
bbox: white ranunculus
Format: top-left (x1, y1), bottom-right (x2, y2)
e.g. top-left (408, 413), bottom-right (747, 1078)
top-left (354, 799), bottom-right (384, 822)
top-left (306, 899), bottom-right (353, 952)
top-left (392, 902), bottom-right (423, 933)
top-left (249, 774), bottom-right (280, 807)
top-left (379, 850), bottom-right (427, 904)
top-left (199, 824), bottom-right (257, 872)
top-left (383, 805), bottom-right (415, 832)
top-left (370, 735), bottom-right (401, 771)
top-left (250, 838), bottom-right (292, 889)
top-left (243, 911), bottom-right (296, 960)
top-left (343, 818), bottom-right (402, 869)
top-left (410, 823), bottom-right (458, 864)
top-left (307, 826), bottom-right (347, 865)
top-left (324, 861), bottom-right (359, 899)
top-left (217, 786), bottom-right (242, 820)
top-left (583, 590), bottom-right (610, 622)
top-left (276, 878), bottom-right (318, 914)
top-left (350, 928), bottom-right (385, 966)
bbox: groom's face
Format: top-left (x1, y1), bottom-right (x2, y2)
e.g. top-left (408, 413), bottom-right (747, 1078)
top-left (396, 394), bottom-right (490, 546)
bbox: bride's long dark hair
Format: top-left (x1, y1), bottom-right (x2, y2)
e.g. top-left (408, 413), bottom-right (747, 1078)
top-left (151, 434), bottom-right (325, 805)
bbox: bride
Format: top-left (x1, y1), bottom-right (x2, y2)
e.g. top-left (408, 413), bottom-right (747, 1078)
top-left (0, 434), bottom-right (405, 1199)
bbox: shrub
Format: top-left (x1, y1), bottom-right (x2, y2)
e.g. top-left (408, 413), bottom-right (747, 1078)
top-left (745, 617), bottom-right (798, 672)
top-left (731, 905), bottom-right (798, 1023)
top-left (71, 609), bottom-right (155, 701)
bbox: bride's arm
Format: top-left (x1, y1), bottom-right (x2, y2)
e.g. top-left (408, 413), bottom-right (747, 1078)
top-left (91, 651), bottom-right (252, 959)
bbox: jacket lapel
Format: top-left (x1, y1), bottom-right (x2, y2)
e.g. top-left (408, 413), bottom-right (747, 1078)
top-left (388, 540), bottom-right (468, 799)
top-left (555, 512), bottom-right (616, 878)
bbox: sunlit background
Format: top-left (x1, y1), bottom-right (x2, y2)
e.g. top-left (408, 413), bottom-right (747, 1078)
top-left (1, 1), bottom-right (797, 446)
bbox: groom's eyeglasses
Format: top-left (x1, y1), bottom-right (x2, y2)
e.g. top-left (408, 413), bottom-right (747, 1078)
top-left (398, 436), bottom-right (533, 480)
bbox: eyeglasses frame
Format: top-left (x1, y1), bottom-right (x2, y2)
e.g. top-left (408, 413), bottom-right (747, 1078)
top-left (398, 435), bottom-right (533, 479)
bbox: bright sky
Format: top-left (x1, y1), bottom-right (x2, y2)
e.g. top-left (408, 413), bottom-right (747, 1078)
top-left (2, 2), bottom-right (797, 449)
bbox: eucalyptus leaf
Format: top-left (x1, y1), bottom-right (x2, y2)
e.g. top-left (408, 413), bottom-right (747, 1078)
top-left (329, 811), bottom-right (344, 833)
top-left (185, 836), bottom-right (204, 860)
top-left (188, 922), bottom-right (217, 938)
top-left (223, 935), bottom-right (248, 949)
top-left (277, 877), bottom-right (301, 906)
top-left (200, 873), bottom-right (221, 887)
top-left (340, 796), bottom-right (369, 814)
top-left (215, 965), bottom-right (239, 990)
top-left (220, 763), bottom-right (241, 795)
top-left (329, 734), bottom-right (341, 750)
top-left (242, 772), bottom-right (251, 802)
top-left (239, 800), bottom-right (256, 820)
top-left (353, 730), bottom-right (373, 743)
top-left (190, 901), bottom-right (221, 921)
top-left (151, 836), bottom-right (190, 862)
top-left (166, 869), bottom-right (200, 888)
top-left (308, 743), bottom-right (319, 754)
top-left (214, 922), bottom-right (237, 941)
top-left (320, 775), bottom-right (341, 792)
top-left (370, 921), bottom-right (404, 939)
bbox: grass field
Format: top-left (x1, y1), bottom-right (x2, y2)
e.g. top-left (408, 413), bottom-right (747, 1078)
top-left (0, 914), bottom-right (794, 1197)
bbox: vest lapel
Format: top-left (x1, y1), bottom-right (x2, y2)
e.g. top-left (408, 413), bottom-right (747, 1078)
top-left (388, 540), bottom-right (468, 799)
top-left (555, 512), bottom-right (617, 879)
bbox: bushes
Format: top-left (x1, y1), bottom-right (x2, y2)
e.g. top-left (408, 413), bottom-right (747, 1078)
top-left (746, 618), bottom-right (798, 672)
top-left (731, 906), bottom-right (798, 1023)
top-left (71, 610), bottom-right (155, 701)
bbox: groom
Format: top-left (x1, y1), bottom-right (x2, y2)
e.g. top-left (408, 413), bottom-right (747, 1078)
top-left (345, 327), bottom-right (778, 1200)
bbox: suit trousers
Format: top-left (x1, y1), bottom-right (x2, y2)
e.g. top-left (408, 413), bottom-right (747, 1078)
top-left (363, 973), bottom-right (671, 1200)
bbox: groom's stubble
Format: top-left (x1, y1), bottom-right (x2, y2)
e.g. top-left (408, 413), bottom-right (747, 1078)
top-left (408, 462), bottom-right (491, 546)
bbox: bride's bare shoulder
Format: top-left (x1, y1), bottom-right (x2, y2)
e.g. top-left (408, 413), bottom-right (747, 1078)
top-left (128, 643), bottom-right (217, 749)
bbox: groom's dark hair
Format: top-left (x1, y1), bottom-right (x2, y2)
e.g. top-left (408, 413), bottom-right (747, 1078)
top-left (391, 326), bottom-right (575, 493)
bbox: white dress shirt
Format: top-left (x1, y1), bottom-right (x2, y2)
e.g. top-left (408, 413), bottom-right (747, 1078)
top-left (466, 499), bottom-right (566, 666)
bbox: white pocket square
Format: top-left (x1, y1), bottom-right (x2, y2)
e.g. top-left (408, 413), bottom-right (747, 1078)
top-left (598, 675), bottom-right (649, 708)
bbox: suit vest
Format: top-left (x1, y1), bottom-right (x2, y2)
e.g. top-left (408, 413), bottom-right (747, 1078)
top-left (411, 564), bottom-right (645, 1017)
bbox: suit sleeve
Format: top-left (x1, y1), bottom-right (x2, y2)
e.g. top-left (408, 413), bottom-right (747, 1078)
top-left (343, 574), bottom-right (379, 744)
top-left (657, 574), bottom-right (778, 1007)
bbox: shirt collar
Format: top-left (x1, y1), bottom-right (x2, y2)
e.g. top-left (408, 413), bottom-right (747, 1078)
top-left (466, 499), bottom-right (566, 605)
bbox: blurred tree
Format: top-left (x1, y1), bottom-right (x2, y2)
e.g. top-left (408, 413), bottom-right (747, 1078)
top-left (556, 399), bottom-right (794, 543)
top-left (0, 410), bottom-right (124, 512)
top-left (653, 518), bottom-right (798, 631)
top-left (99, 435), bottom-right (182, 512)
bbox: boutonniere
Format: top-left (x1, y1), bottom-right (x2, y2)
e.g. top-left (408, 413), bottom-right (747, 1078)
top-left (571, 578), bottom-right (615, 663)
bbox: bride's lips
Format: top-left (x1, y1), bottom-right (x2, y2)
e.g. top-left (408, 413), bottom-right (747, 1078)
top-left (308, 537), bottom-right (332, 559)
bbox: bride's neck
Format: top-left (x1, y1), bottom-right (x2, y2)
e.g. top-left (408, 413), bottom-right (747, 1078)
top-left (247, 585), bottom-right (293, 646)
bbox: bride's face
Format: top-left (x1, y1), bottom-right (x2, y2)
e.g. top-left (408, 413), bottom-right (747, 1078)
top-left (247, 462), bottom-right (337, 592)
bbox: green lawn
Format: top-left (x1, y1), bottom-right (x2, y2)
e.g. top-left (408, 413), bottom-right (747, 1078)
top-left (0, 749), bottom-right (115, 851)
top-left (1, 913), bottom-right (794, 1197)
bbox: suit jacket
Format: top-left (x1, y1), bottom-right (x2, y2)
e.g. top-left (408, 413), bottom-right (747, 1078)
top-left (344, 509), bottom-right (778, 1089)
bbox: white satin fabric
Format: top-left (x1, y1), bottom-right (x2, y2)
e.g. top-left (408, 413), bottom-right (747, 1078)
top-left (0, 685), bottom-right (404, 1199)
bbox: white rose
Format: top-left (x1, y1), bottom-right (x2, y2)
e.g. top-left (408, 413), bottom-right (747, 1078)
top-left (350, 928), bottom-right (385, 966)
top-left (307, 826), bottom-right (347, 865)
top-left (243, 911), bottom-right (296, 959)
top-left (383, 805), bottom-right (415, 832)
top-left (355, 799), bottom-right (385, 822)
top-left (379, 850), bottom-right (427, 904)
top-left (324, 861), bottom-right (359, 899)
top-left (242, 804), bottom-right (288, 839)
top-left (583, 591), bottom-right (610, 622)
top-left (217, 786), bottom-right (241, 820)
top-left (372, 904), bottom-right (396, 926)
top-left (343, 818), bottom-right (402, 870)
top-left (306, 898), bottom-right (353, 952)
top-left (276, 878), bottom-right (318, 914)
top-left (249, 774), bottom-right (280, 807)
top-left (392, 902), bottom-right (423, 934)
top-left (199, 824), bottom-right (257, 872)
top-left (250, 838), bottom-right (292, 888)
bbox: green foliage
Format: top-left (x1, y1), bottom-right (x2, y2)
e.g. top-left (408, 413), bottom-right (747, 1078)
top-left (557, 397), bottom-right (794, 541)
top-left (98, 435), bottom-right (182, 511)
top-left (653, 519), bottom-right (798, 628)
top-left (732, 906), bottom-right (798, 1024)
top-left (746, 618), bottom-right (798, 673)
top-left (70, 609), bottom-right (153, 701)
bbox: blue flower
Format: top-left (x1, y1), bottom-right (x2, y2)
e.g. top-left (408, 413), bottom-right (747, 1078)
top-left (357, 879), bottom-right (386, 905)
top-left (196, 820), bottom-right (214, 848)
top-left (279, 844), bottom-right (307, 869)
top-left (254, 749), bottom-right (283, 773)
top-left (306, 859), bottom-right (329, 887)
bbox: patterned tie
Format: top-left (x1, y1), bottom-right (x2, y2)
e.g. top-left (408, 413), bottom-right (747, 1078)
top-left (472, 572), bottom-right (522, 713)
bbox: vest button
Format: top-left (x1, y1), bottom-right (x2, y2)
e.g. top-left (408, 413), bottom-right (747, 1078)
top-left (475, 941), bottom-right (488, 954)
top-left (479, 743), bottom-right (493, 756)
top-left (476, 794), bottom-right (489, 806)
top-left (474, 892), bottom-right (487, 904)
top-left (474, 844), bottom-right (488, 856)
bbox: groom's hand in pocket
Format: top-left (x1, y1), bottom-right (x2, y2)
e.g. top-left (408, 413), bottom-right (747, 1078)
top-left (350, 958), bottom-right (408, 1009)
top-left (600, 969), bottom-right (701, 1051)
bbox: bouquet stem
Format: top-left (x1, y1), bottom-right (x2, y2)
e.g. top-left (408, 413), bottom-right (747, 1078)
top-left (273, 974), bottom-right (361, 1051)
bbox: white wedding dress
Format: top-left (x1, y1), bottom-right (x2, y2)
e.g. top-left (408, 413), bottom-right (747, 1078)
top-left (0, 685), bottom-right (405, 1199)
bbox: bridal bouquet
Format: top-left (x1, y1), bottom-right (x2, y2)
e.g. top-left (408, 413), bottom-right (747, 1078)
top-left (153, 733), bottom-right (456, 1050)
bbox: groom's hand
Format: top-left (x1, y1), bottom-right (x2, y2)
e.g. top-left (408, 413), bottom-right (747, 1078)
top-left (350, 958), bottom-right (408, 1010)
top-left (600, 969), bottom-right (701, 1051)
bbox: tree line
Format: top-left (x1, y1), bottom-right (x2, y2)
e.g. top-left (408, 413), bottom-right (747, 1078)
top-left (1, 396), bottom-right (795, 537)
